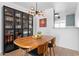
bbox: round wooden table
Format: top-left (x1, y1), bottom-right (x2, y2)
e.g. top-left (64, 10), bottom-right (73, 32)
top-left (14, 35), bottom-right (54, 56)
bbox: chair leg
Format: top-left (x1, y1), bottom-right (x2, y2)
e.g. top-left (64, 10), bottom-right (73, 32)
top-left (52, 47), bottom-right (55, 56)
top-left (44, 49), bottom-right (48, 56)
top-left (49, 48), bottom-right (52, 56)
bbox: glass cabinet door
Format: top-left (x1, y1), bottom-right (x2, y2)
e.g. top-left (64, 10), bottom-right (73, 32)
top-left (23, 13), bottom-right (29, 36)
top-left (15, 11), bottom-right (22, 39)
top-left (29, 15), bottom-right (33, 36)
top-left (4, 30), bottom-right (14, 52)
top-left (4, 6), bottom-right (15, 52)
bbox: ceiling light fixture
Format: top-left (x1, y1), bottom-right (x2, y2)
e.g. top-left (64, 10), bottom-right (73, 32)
top-left (54, 13), bottom-right (60, 19)
top-left (27, 2), bottom-right (44, 16)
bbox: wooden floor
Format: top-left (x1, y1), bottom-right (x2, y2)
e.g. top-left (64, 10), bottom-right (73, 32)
top-left (2, 46), bottom-right (79, 56)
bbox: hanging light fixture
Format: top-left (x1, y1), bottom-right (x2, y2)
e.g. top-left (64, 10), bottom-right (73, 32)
top-left (35, 2), bottom-right (38, 14)
top-left (54, 10), bottom-right (60, 19)
top-left (28, 2), bottom-right (44, 16)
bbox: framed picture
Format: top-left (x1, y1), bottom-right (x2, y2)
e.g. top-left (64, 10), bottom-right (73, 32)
top-left (39, 18), bottom-right (47, 27)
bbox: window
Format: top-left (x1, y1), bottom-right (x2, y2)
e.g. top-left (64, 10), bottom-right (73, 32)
top-left (55, 20), bottom-right (66, 28)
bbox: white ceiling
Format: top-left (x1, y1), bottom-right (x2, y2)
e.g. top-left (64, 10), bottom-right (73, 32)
top-left (13, 2), bottom-right (54, 10)
top-left (53, 2), bottom-right (77, 15)
top-left (12, 2), bottom-right (78, 15)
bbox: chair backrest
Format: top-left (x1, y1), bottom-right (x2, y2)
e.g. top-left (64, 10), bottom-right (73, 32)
top-left (37, 42), bottom-right (48, 55)
top-left (51, 37), bottom-right (56, 47)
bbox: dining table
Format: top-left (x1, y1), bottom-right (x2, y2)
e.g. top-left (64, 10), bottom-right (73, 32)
top-left (14, 35), bottom-right (54, 56)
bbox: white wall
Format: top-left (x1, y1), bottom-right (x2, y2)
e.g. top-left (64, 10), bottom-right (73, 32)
top-left (35, 8), bottom-right (79, 51)
top-left (34, 8), bottom-right (54, 35)
top-left (50, 28), bottom-right (79, 51)
top-left (75, 3), bottom-right (79, 27)
top-left (0, 2), bottom-right (29, 53)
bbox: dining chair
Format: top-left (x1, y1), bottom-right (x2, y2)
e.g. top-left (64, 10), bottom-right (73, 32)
top-left (48, 37), bottom-right (56, 56)
top-left (37, 42), bottom-right (48, 56)
top-left (28, 42), bottom-right (48, 56)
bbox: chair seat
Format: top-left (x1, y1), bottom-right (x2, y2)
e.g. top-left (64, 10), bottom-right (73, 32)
top-left (48, 43), bottom-right (53, 47)
top-left (28, 49), bottom-right (39, 56)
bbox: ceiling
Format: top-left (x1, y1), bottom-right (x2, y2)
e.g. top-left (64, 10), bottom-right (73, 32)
top-left (12, 2), bottom-right (78, 15)
top-left (13, 2), bottom-right (54, 10)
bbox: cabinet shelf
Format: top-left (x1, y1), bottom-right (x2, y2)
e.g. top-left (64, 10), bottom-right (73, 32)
top-left (23, 18), bottom-right (28, 20)
top-left (15, 16), bottom-right (21, 19)
top-left (5, 20), bottom-right (14, 22)
top-left (5, 14), bottom-right (13, 17)
top-left (15, 28), bottom-right (22, 30)
top-left (23, 28), bottom-right (28, 29)
top-left (5, 28), bottom-right (14, 30)
top-left (5, 14), bottom-right (22, 19)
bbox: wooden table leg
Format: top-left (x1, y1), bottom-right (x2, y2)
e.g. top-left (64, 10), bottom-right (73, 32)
top-left (20, 48), bottom-right (30, 56)
top-left (25, 48), bottom-right (31, 56)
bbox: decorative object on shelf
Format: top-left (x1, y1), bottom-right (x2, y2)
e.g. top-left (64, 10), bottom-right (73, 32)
top-left (39, 18), bottom-right (47, 27)
top-left (15, 13), bottom-right (21, 17)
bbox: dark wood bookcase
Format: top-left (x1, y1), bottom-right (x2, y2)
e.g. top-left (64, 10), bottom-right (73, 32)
top-left (3, 6), bottom-right (33, 54)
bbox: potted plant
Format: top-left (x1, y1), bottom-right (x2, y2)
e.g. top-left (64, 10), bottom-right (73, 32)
top-left (37, 31), bottom-right (42, 39)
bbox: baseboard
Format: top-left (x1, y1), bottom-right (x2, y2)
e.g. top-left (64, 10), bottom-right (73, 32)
top-left (0, 51), bottom-right (3, 56)
top-left (57, 45), bottom-right (79, 52)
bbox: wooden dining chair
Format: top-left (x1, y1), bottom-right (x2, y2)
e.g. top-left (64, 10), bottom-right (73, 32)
top-left (48, 37), bottom-right (56, 56)
top-left (28, 42), bottom-right (48, 56)
top-left (37, 42), bottom-right (48, 56)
